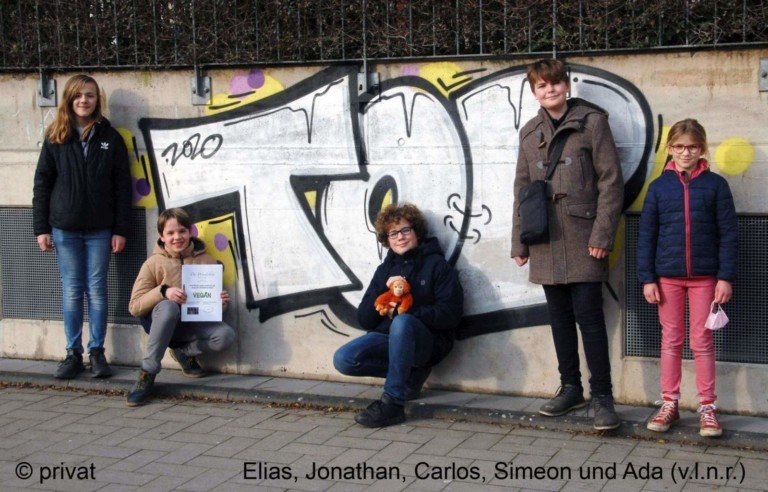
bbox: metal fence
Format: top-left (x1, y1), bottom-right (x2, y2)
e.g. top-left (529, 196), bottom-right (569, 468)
top-left (1, 0), bottom-right (767, 71)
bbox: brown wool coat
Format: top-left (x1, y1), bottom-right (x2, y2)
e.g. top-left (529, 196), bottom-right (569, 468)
top-left (511, 99), bottom-right (624, 285)
top-left (128, 237), bottom-right (220, 317)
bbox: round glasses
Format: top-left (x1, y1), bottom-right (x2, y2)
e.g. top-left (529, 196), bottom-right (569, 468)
top-left (670, 144), bottom-right (701, 154)
top-left (387, 226), bottom-right (413, 239)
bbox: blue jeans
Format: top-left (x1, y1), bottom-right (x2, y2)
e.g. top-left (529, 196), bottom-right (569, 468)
top-left (52, 227), bottom-right (112, 353)
top-left (543, 282), bottom-right (613, 396)
top-left (333, 314), bottom-right (433, 404)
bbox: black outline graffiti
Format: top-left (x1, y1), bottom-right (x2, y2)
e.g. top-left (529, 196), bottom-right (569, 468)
top-left (138, 62), bottom-right (654, 340)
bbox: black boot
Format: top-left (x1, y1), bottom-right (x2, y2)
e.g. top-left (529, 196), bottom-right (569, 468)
top-left (169, 348), bottom-right (205, 378)
top-left (539, 384), bottom-right (587, 416)
top-left (592, 394), bottom-right (620, 430)
top-left (89, 348), bottom-right (112, 378)
top-left (126, 370), bottom-right (155, 407)
top-left (354, 394), bottom-right (406, 428)
top-left (54, 350), bottom-right (85, 379)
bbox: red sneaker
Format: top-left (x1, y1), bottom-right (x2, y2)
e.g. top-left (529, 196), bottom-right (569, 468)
top-left (647, 399), bottom-right (679, 432)
top-left (698, 403), bottom-right (723, 437)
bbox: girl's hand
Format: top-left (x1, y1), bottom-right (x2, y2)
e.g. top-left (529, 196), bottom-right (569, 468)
top-left (220, 290), bottom-right (230, 307)
top-left (514, 256), bottom-right (528, 266)
top-left (714, 280), bottom-right (732, 304)
top-left (386, 276), bottom-right (405, 288)
top-left (643, 283), bottom-right (661, 304)
top-left (37, 234), bottom-right (53, 252)
top-left (166, 286), bottom-right (187, 305)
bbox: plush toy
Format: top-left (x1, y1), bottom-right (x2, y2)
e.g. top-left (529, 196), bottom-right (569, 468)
top-left (375, 278), bottom-right (413, 316)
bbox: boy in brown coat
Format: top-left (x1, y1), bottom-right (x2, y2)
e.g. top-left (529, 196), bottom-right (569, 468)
top-left (511, 59), bottom-right (624, 430)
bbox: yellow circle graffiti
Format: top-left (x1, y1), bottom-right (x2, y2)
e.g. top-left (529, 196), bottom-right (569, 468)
top-left (713, 137), bottom-right (754, 176)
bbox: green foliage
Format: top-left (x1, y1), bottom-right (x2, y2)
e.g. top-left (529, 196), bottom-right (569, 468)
top-left (0, 0), bottom-right (766, 70)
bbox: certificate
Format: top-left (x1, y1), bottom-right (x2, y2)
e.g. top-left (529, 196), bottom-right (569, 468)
top-left (181, 264), bottom-right (223, 322)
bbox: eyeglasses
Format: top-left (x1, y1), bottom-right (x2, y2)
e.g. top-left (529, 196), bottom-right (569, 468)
top-left (387, 226), bottom-right (413, 239)
top-left (670, 144), bottom-right (701, 154)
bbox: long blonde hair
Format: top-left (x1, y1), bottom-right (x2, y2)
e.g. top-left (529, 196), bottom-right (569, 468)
top-left (45, 74), bottom-right (104, 144)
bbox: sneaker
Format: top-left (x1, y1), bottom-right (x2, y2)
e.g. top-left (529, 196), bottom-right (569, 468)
top-left (354, 394), bottom-right (406, 428)
top-left (539, 384), bottom-right (587, 416)
top-left (647, 399), bottom-right (679, 432)
top-left (126, 370), bottom-right (155, 407)
top-left (88, 348), bottom-right (112, 378)
top-left (698, 402), bottom-right (723, 437)
top-left (405, 366), bottom-right (432, 401)
top-left (592, 394), bottom-right (621, 430)
top-left (169, 348), bottom-right (205, 378)
top-left (54, 350), bottom-right (85, 379)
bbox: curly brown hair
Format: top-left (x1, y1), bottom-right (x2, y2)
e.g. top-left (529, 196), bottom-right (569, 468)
top-left (374, 203), bottom-right (427, 248)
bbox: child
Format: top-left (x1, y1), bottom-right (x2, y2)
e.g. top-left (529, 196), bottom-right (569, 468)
top-left (33, 74), bottom-right (132, 379)
top-left (637, 118), bottom-right (738, 437)
top-left (126, 208), bottom-right (236, 406)
top-left (511, 59), bottom-right (624, 431)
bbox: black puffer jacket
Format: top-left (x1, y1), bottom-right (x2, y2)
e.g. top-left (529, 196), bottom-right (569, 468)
top-left (357, 237), bottom-right (464, 365)
top-left (33, 118), bottom-right (132, 237)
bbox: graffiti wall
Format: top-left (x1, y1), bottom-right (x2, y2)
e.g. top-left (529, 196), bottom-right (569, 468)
top-left (3, 49), bottom-right (767, 411)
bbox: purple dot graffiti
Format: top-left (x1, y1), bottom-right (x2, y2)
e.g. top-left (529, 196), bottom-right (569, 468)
top-left (214, 233), bottom-right (228, 251)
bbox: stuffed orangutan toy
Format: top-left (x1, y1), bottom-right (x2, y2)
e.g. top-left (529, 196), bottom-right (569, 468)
top-left (374, 278), bottom-right (413, 316)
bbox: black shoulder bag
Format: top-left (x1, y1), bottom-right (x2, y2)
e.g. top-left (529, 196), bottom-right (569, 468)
top-left (518, 135), bottom-right (568, 245)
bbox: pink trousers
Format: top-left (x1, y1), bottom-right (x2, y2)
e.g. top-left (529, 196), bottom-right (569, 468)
top-left (657, 276), bottom-right (717, 403)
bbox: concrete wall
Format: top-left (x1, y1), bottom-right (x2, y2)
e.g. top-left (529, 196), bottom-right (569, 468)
top-left (2, 49), bottom-right (767, 413)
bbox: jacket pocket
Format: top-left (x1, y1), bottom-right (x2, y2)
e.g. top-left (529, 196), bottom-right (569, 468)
top-left (566, 202), bottom-right (597, 220)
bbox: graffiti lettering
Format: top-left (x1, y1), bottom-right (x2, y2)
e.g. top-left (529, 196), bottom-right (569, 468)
top-left (161, 133), bottom-right (223, 167)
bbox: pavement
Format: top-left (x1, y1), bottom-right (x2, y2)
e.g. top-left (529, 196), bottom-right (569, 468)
top-left (1, 357), bottom-right (766, 453)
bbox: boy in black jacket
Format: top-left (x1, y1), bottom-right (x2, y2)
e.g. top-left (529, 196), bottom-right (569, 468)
top-left (334, 203), bottom-right (463, 427)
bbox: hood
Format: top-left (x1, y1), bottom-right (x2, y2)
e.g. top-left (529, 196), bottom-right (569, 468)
top-left (663, 158), bottom-right (709, 180)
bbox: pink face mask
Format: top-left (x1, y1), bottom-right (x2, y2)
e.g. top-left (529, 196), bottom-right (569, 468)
top-left (704, 302), bottom-right (729, 330)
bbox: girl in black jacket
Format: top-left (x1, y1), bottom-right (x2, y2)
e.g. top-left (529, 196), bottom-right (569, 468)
top-left (32, 74), bottom-right (132, 380)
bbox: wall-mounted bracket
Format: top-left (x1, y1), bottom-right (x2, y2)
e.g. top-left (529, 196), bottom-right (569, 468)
top-left (37, 72), bottom-right (57, 107)
top-left (760, 58), bottom-right (768, 92)
top-left (191, 66), bottom-right (211, 105)
top-left (357, 67), bottom-right (380, 104)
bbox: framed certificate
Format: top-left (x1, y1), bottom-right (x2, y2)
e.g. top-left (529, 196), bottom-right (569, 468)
top-left (181, 264), bottom-right (223, 322)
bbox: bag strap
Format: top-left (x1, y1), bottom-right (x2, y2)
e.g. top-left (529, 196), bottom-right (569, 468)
top-left (544, 131), bottom-right (570, 181)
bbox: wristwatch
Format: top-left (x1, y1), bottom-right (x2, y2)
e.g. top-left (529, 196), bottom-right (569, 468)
top-left (160, 284), bottom-right (169, 298)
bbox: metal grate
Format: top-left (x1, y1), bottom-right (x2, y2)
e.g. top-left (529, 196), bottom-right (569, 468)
top-left (0, 207), bottom-right (145, 325)
top-left (625, 213), bottom-right (768, 364)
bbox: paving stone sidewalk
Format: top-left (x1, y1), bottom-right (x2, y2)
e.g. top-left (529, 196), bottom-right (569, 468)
top-left (1, 357), bottom-right (767, 454)
top-left (1, 383), bottom-right (767, 491)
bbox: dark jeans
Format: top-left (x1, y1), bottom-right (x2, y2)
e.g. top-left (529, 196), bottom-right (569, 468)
top-left (543, 282), bottom-right (613, 396)
top-left (333, 314), bottom-right (433, 405)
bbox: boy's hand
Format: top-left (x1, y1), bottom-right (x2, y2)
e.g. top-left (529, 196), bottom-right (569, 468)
top-left (37, 234), bottom-right (53, 252)
top-left (112, 234), bottom-right (126, 253)
top-left (514, 256), bottom-right (528, 266)
top-left (166, 286), bottom-right (187, 305)
top-left (220, 290), bottom-right (230, 307)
